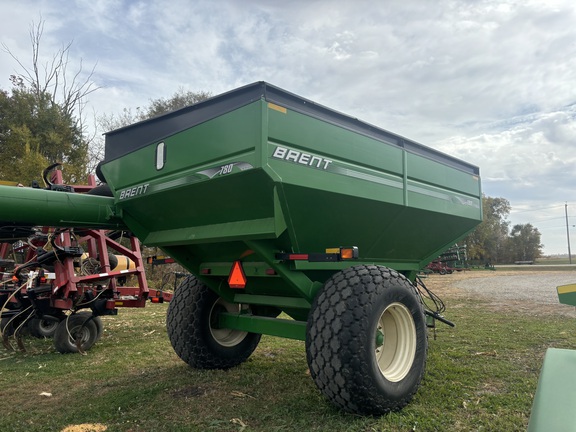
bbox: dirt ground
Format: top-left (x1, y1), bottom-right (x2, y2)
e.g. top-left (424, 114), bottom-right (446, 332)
top-left (421, 270), bottom-right (576, 317)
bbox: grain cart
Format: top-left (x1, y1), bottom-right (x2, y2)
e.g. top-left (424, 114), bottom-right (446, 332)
top-left (0, 82), bottom-right (482, 415)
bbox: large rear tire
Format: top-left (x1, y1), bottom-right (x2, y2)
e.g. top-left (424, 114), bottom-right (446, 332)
top-left (306, 265), bottom-right (427, 415)
top-left (166, 276), bottom-right (261, 369)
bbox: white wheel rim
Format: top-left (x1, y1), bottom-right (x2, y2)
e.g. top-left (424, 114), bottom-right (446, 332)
top-left (209, 299), bottom-right (248, 347)
top-left (374, 302), bottom-right (417, 382)
top-left (68, 325), bottom-right (91, 344)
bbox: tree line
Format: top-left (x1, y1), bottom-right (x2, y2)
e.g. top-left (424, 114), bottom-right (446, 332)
top-left (0, 22), bottom-right (543, 265)
top-left (464, 196), bottom-right (543, 264)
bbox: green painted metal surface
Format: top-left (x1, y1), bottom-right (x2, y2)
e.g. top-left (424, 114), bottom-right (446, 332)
top-left (558, 284), bottom-right (576, 306)
top-left (0, 186), bottom-right (124, 230)
top-left (99, 83), bottom-right (481, 278)
top-left (218, 313), bottom-right (306, 341)
top-left (528, 348), bottom-right (576, 431)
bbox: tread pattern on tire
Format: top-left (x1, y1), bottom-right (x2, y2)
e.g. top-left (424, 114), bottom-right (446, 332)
top-left (166, 276), bottom-right (261, 369)
top-left (305, 265), bottom-right (428, 415)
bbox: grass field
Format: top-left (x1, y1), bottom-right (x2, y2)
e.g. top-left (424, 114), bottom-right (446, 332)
top-left (536, 256), bottom-right (574, 265)
top-left (1, 274), bottom-right (575, 431)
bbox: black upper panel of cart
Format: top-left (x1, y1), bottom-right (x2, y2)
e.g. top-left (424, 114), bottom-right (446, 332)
top-left (104, 81), bottom-right (479, 175)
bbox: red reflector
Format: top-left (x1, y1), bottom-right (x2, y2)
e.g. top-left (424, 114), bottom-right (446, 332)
top-left (289, 254), bottom-right (309, 260)
top-left (228, 261), bottom-right (247, 289)
top-left (265, 268), bottom-right (276, 275)
top-left (150, 297), bottom-right (163, 303)
top-left (201, 268), bottom-right (211, 275)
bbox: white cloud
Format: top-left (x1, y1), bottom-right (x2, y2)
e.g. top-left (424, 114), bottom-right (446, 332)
top-left (1, 0), bottom-right (576, 253)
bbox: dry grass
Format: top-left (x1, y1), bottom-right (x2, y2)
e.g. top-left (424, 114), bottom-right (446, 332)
top-left (2, 270), bottom-right (576, 431)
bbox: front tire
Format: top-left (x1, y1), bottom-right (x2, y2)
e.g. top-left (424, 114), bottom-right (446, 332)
top-left (306, 265), bottom-right (427, 415)
top-left (75, 312), bottom-right (103, 341)
top-left (53, 314), bottom-right (99, 353)
top-left (166, 276), bottom-right (261, 369)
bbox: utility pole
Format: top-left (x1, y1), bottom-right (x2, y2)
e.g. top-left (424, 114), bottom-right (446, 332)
top-left (566, 202), bottom-right (572, 264)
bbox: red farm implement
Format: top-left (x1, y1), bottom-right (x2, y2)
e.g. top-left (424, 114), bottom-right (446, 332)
top-left (0, 167), bottom-right (167, 353)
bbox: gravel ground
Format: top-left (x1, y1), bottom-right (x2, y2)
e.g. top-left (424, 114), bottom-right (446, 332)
top-left (424, 270), bottom-right (576, 317)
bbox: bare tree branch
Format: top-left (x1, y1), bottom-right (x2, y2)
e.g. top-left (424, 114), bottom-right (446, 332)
top-left (3, 19), bottom-right (100, 123)
top-left (2, 18), bottom-right (102, 177)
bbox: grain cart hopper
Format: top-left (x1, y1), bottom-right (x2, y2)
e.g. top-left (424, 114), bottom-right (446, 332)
top-left (0, 82), bottom-right (482, 415)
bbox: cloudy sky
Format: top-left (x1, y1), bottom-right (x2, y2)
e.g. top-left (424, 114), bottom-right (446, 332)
top-left (1, 0), bottom-right (576, 255)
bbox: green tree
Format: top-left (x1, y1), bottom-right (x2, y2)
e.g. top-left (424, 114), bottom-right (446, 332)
top-left (93, 88), bottom-right (211, 164)
top-left (465, 195), bottom-right (511, 264)
top-left (98, 88), bottom-right (211, 131)
top-left (1, 21), bottom-right (96, 185)
top-left (140, 88), bottom-right (212, 119)
top-left (505, 223), bottom-right (543, 263)
top-left (0, 77), bottom-right (88, 184)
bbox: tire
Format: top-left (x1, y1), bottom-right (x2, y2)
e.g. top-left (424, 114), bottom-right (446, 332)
top-left (76, 312), bottom-right (104, 341)
top-left (1, 316), bottom-right (16, 337)
top-left (53, 314), bottom-right (99, 354)
top-left (1, 314), bottom-right (29, 337)
top-left (94, 316), bottom-right (103, 341)
top-left (167, 276), bottom-right (261, 369)
top-left (306, 265), bottom-right (427, 415)
top-left (28, 315), bottom-right (63, 338)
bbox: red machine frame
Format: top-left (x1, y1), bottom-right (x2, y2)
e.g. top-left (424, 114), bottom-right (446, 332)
top-left (0, 169), bottom-right (169, 353)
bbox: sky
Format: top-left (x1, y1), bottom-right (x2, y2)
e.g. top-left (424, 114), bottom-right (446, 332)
top-left (1, 0), bottom-right (576, 255)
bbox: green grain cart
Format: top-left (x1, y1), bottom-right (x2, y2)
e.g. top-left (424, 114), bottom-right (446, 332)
top-left (0, 82), bottom-right (482, 415)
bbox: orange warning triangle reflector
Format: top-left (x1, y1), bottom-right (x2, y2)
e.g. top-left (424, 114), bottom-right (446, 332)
top-left (228, 261), bottom-right (247, 289)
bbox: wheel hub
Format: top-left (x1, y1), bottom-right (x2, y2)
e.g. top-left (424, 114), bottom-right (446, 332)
top-left (209, 299), bottom-right (249, 347)
top-left (375, 302), bottom-right (417, 382)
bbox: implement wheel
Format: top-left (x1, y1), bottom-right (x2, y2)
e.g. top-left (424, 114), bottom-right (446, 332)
top-left (1, 316), bottom-right (17, 337)
top-left (53, 314), bottom-right (99, 353)
top-left (1, 314), bottom-right (29, 338)
top-left (306, 265), bottom-right (427, 415)
top-left (167, 276), bottom-right (261, 369)
top-left (75, 312), bottom-right (104, 341)
top-left (28, 315), bottom-right (62, 338)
